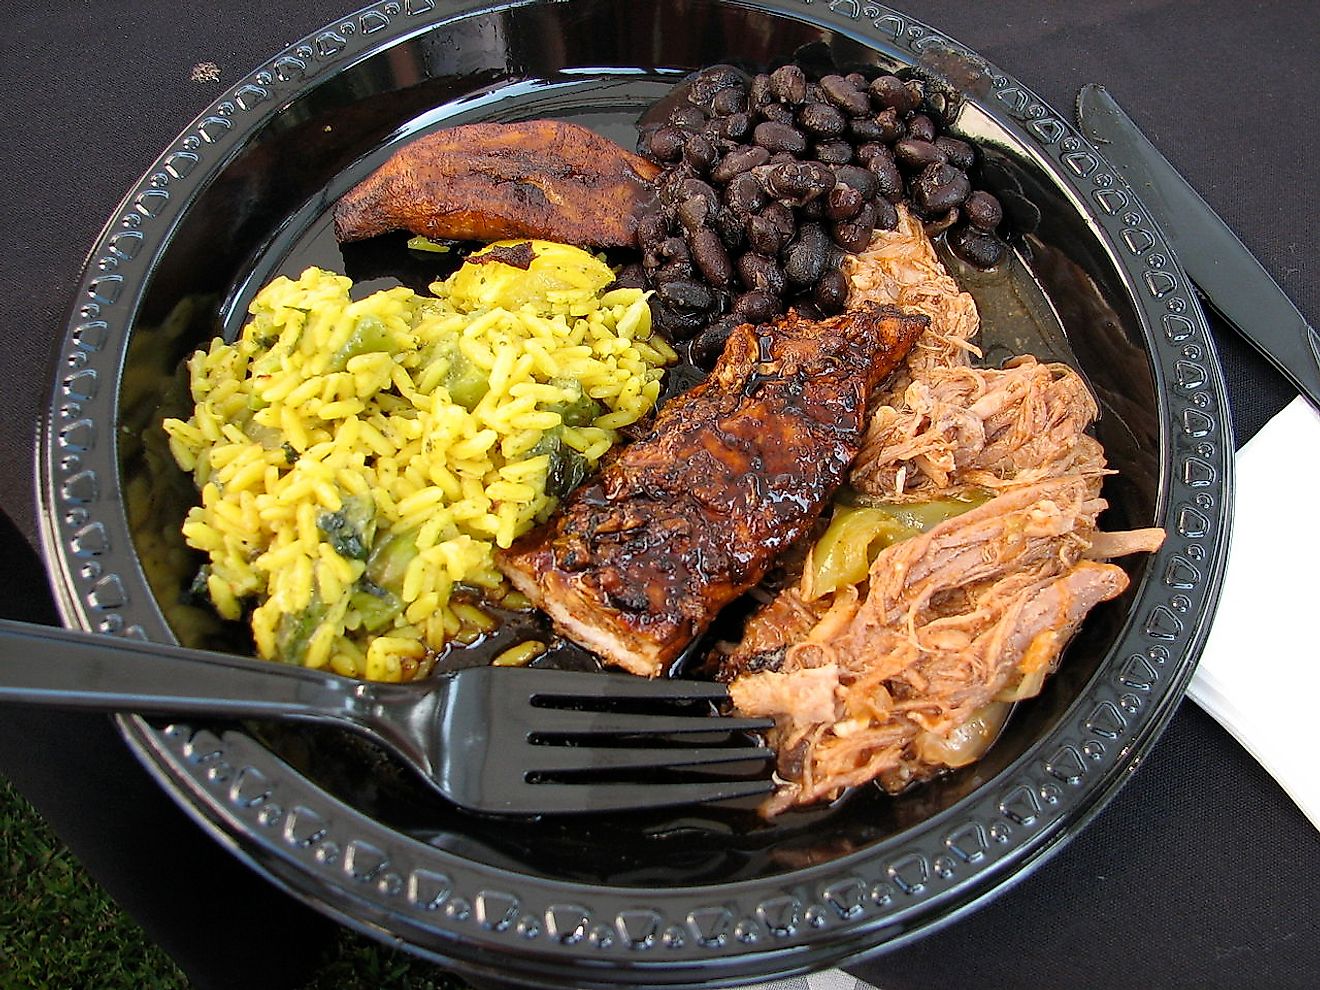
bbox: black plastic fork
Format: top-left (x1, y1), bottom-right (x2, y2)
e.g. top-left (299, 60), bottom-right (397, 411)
top-left (0, 618), bottom-right (774, 814)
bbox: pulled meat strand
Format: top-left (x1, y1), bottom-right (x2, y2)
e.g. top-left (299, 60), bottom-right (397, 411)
top-left (728, 478), bottom-right (1139, 816)
top-left (851, 355), bottom-right (1105, 500)
top-left (843, 204), bottom-right (982, 398)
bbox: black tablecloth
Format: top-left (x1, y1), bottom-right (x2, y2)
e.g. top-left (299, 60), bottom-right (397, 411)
top-left (2, 2), bottom-right (1317, 987)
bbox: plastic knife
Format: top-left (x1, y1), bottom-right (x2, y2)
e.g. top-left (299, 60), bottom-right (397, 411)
top-left (1075, 83), bottom-right (1320, 411)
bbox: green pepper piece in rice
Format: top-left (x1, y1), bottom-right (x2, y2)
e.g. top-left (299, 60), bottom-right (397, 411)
top-left (531, 428), bottom-right (591, 501)
top-left (275, 595), bottom-right (329, 665)
top-left (349, 578), bottom-right (404, 633)
top-left (445, 350), bottom-right (489, 411)
top-left (328, 314), bottom-right (400, 372)
top-left (317, 495), bottom-right (377, 561)
top-left (546, 377), bottom-right (603, 427)
top-left (364, 529), bottom-right (420, 594)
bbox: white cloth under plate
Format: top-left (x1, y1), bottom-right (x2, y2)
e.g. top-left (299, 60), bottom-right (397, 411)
top-left (1186, 395), bottom-right (1320, 832)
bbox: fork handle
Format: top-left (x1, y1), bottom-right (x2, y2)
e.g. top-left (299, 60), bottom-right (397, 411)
top-left (0, 617), bottom-right (360, 721)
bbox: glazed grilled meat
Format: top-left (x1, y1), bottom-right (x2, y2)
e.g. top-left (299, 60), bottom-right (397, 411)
top-left (496, 303), bottom-right (928, 677)
top-left (334, 120), bottom-right (661, 246)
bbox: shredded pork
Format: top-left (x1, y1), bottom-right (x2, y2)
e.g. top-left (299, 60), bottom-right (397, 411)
top-left (722, 213), bottom-right (1166, 816)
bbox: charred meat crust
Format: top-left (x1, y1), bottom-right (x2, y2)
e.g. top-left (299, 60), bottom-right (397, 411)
top-left (496, 303), bottom-right (928, 676)
top-left (333, 120), bottom-right (661, 246)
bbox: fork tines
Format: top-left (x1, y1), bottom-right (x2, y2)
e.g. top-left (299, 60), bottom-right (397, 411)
top-left (515, 667), bottom-right (776, 813)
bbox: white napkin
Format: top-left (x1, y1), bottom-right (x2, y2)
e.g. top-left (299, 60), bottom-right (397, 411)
top-left (1186, 395), bottom-right (1320, 831)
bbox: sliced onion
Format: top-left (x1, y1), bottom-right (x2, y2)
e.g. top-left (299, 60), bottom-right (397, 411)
top-left (913, 701), bottom-right (1012, 768)
top-left (994, 665), bottom-right (1048, 703)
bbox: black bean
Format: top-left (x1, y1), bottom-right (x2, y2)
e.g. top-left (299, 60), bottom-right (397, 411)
top-left (646, 126), bottom-right (685, 163)
top-left (799, 197), bottom-right (824, 220)
top-left (737, 252), bottom-right (786, 296)
top-left (905, 114), bottom-right (937, 143)
top-left (677, 194), bottom-right (714, 231)
top-left (682, 133), bottom-right (718, 173)
top-left (857, 141), bottom-right (892, 166)
top-left (657, 235), bottom-right (690, 262)
top-left (710, 86), bottom-right (748, 116)
top-left (688, 226), bottom-right (734, 287)
top-left (798, 101), bottom-right (847, 137)
top-left (833, 164), bottom-right (878, 200)
top-left (873, 107), bottom-right (903, 142)
top-left (658, 278), bottom-right (715, 311)
top-left (868, 74), bottom-right (917, 114)
top-left (636, 124), bottom-right (656, 156)
top-left (659, 169), bottom-right (692, 204)
top-left (653, 258), bottom-right (695, 284)
top-left (923, 208), bottom-right (960, 236)
top-left (830, 218), bottom-right (874, 253)
top-left (847, 116), bottom-right (885, 143)
top-left (675, 176), bottom-right (718, 203)
top-left (792, 299), bottom-right (824, 320)
top-left (819, 74), bottom-right (870, 116)
top-left (650, 300), bottom-right (705, 340)
top-left (784, 223), bottom-right (829, 285)
top-left (913, 162), bottom-right (972, 214)
top-left (711, 144), bottom-right (771, 184)
top-left (852, 199), bottom-right (878, 232)
top-left (825, 183), bottom-right (865, 221)
top-left (873, 197), bottom-right (899, 231)
top-left (753, 121), bottom-right (808, 156)
top-left (813, 268), bottom-right (849, 313)
top-left (668, 104), bottom-right (708, 133)
top-left (715, 206), bottom-right (746, 249)
top-left (895, 138), bottom-right (946, 171)
top-left (693, 316), bottom-right (740, 368)
top-left (814, 140), bottom-right (854, 165)
top-left (732, 288), bottom-right (778, 323)
top-left (748, 73), bottom-right (773, 108)
top-left (765, 160), bottom-right (833, 201)
top-left (724, 171), bottom-right (769, 214)
top-left (760, 201), bottom-right (796, 239)
top-left (949, 224), bottom-right (1008, 268)
top-left (608, 263), bottom-right (647, 291)
top-left (689, 65), bottom-right (746, 104)
top-left (935, 136), bottom-right (976, 170)
top-left (746, 213), bottom-right (786, 255)
top-left (701, 117), bottom-right (727, 144)
top-left (636, 210), bottom-right (669, 250)
top-left (758, 101), bottom-right (794, 124)
top-left (867, 149), bottom-right (904, 201)
top-left (716, 111), bottom-right (752, 142)
top-left (769, 64), bottom-right (808, 105)
top-left (963, 190), bottom-right (1004, 231)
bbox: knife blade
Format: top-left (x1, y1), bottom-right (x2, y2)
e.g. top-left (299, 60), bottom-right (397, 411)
top-left (1075, 82), bottom-right (1320, 411)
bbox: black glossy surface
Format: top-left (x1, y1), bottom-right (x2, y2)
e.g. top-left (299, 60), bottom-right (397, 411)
top-left (31, 0), bottom-right (1234, 985)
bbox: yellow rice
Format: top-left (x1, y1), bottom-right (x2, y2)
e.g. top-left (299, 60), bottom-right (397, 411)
top-left (163, 241), bottom-right (675, 681)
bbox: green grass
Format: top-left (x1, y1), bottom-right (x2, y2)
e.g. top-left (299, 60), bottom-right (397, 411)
top-left (0, 776), bottom-right (466, 990)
